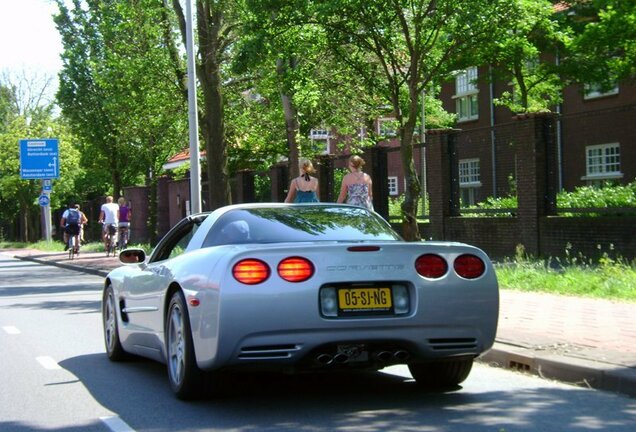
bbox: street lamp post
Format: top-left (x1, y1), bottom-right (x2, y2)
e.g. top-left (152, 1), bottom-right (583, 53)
top-left (186, 0), bottom-right (202, 214)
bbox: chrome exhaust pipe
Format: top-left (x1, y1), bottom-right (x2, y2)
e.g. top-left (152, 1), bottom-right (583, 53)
top-left (375, 351), bottom-right (392, 362)
top-left (316, 354), bottom-right (333, 365)
top-left (333, 353), bottom-right (349, 364)
top-left (393, 350), bottom-right (410, 361)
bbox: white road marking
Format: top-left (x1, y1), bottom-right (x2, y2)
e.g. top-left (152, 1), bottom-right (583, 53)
top-left (36, 356), bottom-right (61, 370)
top-left (2, 326), bottom-right (21, 334)
top-left (100, 415), bottom-right (136, 432)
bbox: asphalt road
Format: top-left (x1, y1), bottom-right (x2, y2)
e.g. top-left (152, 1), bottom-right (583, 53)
top-left (1, 255), bottom-right (634, 432)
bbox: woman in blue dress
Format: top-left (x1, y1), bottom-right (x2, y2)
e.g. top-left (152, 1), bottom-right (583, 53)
top-left (284, 159), bottom-right (320, 203)
top-left (337, 155), bottom-right (373, 210)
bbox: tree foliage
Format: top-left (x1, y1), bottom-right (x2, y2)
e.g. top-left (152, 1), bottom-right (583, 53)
top-left (0, 71), bottom-right (82, 241)
top-left (294, 0), bottom-right (520, 240)
top-left (562, 0), bottom-right (636, 87)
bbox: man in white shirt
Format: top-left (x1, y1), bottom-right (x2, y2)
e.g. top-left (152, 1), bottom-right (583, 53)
top-left (98, 195), bottom-right (120, 251)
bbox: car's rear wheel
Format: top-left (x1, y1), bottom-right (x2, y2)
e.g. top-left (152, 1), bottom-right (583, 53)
top-left (408, 357), bottom-right (474, 388)
top-left (102, 285), bottom-right (128, 361)
top-left (166, 290), bottom-right (220, 399)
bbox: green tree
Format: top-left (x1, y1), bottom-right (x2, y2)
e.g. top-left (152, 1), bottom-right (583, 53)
top-left (236, 3), bottom-right (383, 180)
top-left (562, 0), bottom-right (636, 87)
top-left (55, 0), bottom-right (187, 240)
top-left (0, 72), bottom-right (82, 242)
top-left (305, 0), bottom-right (518, 240)
top-left (486, 0), bottom-right (569, 113)
top-left (54, 0), bottom-right (124, 197)
top-left (169, 0), bottom-right (242, 210)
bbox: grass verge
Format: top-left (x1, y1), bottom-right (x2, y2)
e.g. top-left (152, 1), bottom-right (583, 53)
top-left (495, 259), bottom-right (636, 302)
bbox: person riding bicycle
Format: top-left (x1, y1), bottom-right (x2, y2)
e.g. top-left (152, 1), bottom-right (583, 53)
top-left (98, 195), bottom-right (119, 252)
top-left (117, 197), bottom-right (131, 249)
top-left (61, 203), bottom-right (86, 253)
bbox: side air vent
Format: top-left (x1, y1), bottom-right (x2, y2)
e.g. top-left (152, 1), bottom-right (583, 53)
top-left (428, 338), bottom-right (477, 351)
top-left (238, 344), bottom-right (301, 359)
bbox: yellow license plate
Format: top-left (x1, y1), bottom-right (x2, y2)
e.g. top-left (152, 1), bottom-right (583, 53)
top-left (338, 287), bottom-right (392, 312)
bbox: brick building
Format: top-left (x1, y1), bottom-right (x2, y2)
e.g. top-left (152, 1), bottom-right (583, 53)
top-left (436, 66), bottom-right (636, 205)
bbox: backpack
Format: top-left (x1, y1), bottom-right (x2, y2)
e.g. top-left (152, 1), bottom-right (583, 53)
top-left (66, 208), bottom-right (80, 225)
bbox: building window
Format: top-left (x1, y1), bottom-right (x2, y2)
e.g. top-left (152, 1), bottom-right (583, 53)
top-left (582, 143), bottom-right (622, 185)
top-left (309, 128), bottom-right (330, 154)
top-left (388, 176), bottom-right (398, 196)
top-left (454, 67), bottom-right (479, 122)
top-left (584, 82), bottom-right (619, 100)
top-left (310, 128), bottom-right (329, 139)
top-left (459, 158), bottom-right (481, 206)
top-left (377, 118), bottom-right (398, 137)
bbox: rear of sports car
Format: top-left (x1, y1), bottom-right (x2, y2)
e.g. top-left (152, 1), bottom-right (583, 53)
top-left (192, 240), bottom-right (498, 386)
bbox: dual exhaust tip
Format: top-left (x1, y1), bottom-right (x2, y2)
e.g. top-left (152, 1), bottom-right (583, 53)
top-left (316, 350), bottom-right (409, 365)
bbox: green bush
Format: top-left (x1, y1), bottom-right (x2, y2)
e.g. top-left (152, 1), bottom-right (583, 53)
top-left (466, 181), bottom-right (636, 215)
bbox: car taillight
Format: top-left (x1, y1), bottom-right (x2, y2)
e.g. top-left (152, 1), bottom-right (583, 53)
top-left (278, 257), bottom-right (314, 282)
top-left (233, 259), bottom-right (270, 284)
top-left (415, 254), bottom-right (448, 278)
top-left (454, 254), bottom-right (486, 279)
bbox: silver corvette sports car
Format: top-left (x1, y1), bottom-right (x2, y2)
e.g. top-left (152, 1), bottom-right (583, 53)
top-left (102, 203), bottom-right (499, 399)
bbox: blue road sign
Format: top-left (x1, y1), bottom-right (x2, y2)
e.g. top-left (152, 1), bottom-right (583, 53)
top-left (38, 194), bottom-right (50, 207)
top-left (20, 139), bottom-right (60, 179)
top-left (42, 179), bottom-right (52, 191)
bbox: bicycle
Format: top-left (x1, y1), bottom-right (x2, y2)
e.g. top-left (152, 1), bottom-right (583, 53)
top-left (117, 224), bottom-right (130, 251)
top-left (104, 223), bottom-right (118, 257)
top-left (66, 225), bottom-right (81, 260)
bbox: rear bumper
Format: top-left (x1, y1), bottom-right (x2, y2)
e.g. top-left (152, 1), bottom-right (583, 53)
top-left (196, 323), bottom-right (494, 371)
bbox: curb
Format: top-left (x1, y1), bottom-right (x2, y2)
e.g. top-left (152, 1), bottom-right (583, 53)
top-left (479, 342), bottom-right (636, 397)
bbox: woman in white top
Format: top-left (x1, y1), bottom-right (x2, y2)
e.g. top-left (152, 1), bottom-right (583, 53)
top-left (337, 155), bottom-right (373, 210)
top-left (285, 159), bottom-right (320, 203)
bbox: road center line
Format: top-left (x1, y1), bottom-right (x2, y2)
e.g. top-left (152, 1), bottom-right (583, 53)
top-left (36, 356), bottom-right (61, 370)
top-left (2, 326), bottom-right (21, 334)
top-left (100, 415), bottom-right (136, 432)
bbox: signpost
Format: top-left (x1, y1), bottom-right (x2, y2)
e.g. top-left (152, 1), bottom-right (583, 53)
top-left (19, 139), bottom-right (59, 242)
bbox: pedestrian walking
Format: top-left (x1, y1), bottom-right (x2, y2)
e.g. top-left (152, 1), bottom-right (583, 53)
top-left (337, 155), bottom-right (373, 210)
top-left (285, 159), bottom-right (320, 203)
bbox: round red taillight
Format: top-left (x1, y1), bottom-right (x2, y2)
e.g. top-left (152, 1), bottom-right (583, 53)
top-left (232, 259), bottom-right (270, 284)
top-left (415, 254), bottom-right (448, 278)
top-left (278, 257), bottom-right (314, 282)
top-left (454, 254), bottom-right (486, 279)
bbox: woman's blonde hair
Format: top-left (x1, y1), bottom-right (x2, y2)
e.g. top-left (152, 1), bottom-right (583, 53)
top-left (118, 197), bottom-right (126, 206)
top-left (300, 159), bottom-right (316, 175)
top-left (349, 155), bottom-right (365, 170)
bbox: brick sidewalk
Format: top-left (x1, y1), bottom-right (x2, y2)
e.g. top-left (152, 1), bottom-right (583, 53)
top-left (3, 247), bottom-right (636, 396)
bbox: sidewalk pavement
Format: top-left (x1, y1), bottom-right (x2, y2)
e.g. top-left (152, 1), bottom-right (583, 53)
top-left (3, 248), bottom-right (636, 398)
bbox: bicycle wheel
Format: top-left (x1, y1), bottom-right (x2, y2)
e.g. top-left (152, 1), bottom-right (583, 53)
top-left (68, 237), bottom-right (75, 260)
top-left (118, 229), bottom-right (128, 250)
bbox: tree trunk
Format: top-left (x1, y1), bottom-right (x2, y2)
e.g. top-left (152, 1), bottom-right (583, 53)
top-left (400, 86), bottom-right (422, 242)
top-left (20, 202), bottom-right (29, 243)
top-left (277, 58), bottom-right (300, 180)
top-left (198, 4), bottom-right (231, 211)
top-left (146, 169), bottom-right (159, 244)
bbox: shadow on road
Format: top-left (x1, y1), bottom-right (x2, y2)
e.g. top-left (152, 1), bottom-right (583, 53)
top-left (44, 353), bottom-right (636, 432)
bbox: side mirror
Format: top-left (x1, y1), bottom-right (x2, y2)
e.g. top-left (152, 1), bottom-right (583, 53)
top-left (119, 248), bottom-right (146, 264)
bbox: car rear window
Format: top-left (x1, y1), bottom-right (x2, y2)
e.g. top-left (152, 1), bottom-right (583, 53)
top-left (202, 206), bottom-right (401, 246)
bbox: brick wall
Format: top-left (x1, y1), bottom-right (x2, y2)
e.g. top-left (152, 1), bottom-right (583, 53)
top-left (541, 217), bottom-right (636, 261)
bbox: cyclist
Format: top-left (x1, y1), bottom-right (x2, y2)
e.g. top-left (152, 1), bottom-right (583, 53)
top-left (60, 203), bottom-right (85, 255)
top-left (117, 197), bottom-right (131, 250)
top-left (98, 196), bottom-right (119, 254)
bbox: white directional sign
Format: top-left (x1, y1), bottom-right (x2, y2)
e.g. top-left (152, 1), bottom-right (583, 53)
top-left (19, 139), bottom-right (60, 179)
